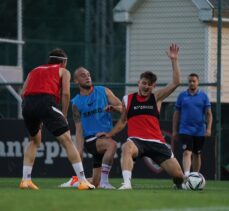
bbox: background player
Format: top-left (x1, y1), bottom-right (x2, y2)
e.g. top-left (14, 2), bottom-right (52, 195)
top-left (173, 73), bottom-right (212, 177)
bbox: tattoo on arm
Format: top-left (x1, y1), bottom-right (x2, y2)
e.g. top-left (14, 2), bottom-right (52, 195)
top-left (72, 105), bottom-right (81, 123)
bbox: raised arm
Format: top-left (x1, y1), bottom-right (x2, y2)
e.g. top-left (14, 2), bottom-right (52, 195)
top-left (72, 104), bottom-right (84, 159)
top-left (155, 43), bottom-right (181, 105)
top-left (105, 87), bottom-right (122, 113)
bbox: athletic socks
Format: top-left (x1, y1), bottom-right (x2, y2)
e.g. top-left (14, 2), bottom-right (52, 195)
top-left (100, 164), bottom-right (112, 185)
top-left (184, 171), bottom-right (190, 177)
top-left (72, 162), bottom-right (86, 181)
top-left (22, 165), bottom-right (32, 180)
top-left (122, 170), bottom-right (132, 185)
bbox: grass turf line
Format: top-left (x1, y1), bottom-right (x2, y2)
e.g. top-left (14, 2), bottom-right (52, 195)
top-left (0, 178), bottom-right (229, 211)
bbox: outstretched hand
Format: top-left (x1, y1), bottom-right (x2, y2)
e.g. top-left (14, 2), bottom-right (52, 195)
top-left (166, 43), bottom-right (179, 60)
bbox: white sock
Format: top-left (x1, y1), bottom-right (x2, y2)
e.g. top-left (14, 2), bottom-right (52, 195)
top-left (122, 170), bottom-right (132, 185)
top-left (22, 166), bottom-right (32, 180)
top-left (72, 162), bottom-right (86, 181)
top-left (184, 171), bottom-right (190, 177)
top-left (100, 164), bottom-right (111, 185)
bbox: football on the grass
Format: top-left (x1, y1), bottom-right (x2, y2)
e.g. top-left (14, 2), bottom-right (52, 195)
top-left (185, 172), bottom-right (206, 190)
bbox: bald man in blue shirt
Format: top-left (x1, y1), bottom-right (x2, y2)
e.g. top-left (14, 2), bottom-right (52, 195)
top-left (173, 73), bottom-right (212, 177)
top-left (59, 67), bottom-right (122, 189)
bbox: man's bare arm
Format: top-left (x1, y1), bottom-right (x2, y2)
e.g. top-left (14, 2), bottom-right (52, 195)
top-left (155, 44), bottom-right (181, 107)
top-left (72, 104), bottom-right (84, 159)
top-left (105, 88), bottom-right (122, 113)
top-left (21, 74), bottom-right (30, 98)
top-left (61, 68), bottom-right (71, 118)
top-left (205, 108), bottom-right (213, 137)
top-left (107, 101), bottom-right (127, 137)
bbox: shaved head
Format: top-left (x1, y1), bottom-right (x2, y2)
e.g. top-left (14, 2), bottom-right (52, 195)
top-left (74, 67), bottom-right (89, 80)
top-left (74, 67), bottom-right (92, 89)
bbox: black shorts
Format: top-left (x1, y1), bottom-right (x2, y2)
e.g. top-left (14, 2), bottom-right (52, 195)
top-left (179, 134), bottom-right (205, 154)
top-left (129, 138), bottom-right (173, 165)
top-left (84, 136), bottom-right (103, 168)
top-left (22, 94), bottom-right (69, 137)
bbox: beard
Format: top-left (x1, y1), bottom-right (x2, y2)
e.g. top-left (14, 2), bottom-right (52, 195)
top-left (189, 86), bottom-right (197, 91)
top-left (81, 84), bottom-right (92, 89)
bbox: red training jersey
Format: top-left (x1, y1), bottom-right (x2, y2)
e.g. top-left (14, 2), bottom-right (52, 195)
top-left (124, 93), bottom-right (165, 143)
top-left (23, 64), bottom-right (62, 103)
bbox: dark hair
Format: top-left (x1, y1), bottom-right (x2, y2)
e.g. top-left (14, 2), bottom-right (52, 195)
top-left (188, 73), bottom-right (199, 79)
top-left (140, 71), bottom-right (157, 84)
top-left (48, 48), bottom-right (68, 64)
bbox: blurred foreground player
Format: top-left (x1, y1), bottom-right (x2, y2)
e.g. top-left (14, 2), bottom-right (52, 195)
top-left (20, 49), bottom-right (95, 190)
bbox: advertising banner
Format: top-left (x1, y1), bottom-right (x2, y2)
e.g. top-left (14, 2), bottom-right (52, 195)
top-left (0, 120), bottom-right (215, 179)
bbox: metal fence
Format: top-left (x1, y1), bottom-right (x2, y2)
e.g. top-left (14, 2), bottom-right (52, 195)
top-left (0, 0), bottom-right (228, 180)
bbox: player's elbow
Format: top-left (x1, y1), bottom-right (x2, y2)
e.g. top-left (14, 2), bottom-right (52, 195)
top-left (62, 92), bottom-right (70, 98)
top-left (173, 80), bottom-right (181, 88)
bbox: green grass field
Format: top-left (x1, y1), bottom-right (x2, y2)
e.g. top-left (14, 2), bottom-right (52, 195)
top-left (0, 178), bottom-right (229, 211)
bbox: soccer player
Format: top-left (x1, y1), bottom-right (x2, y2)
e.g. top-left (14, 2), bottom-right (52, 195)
top-left (59, 67), bottom-right (122, 189)
top-left (97, 44), bottom-right (185, 190)
top-left (172, 73), bottom-right (212, 177)
top-left (19, 49), bottom-right (95, 190)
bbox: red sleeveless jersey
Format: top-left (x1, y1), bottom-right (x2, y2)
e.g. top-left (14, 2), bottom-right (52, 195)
top-left (124, 93), bottom-right (165, 143)
top-left (23, 64), bottom-right (61, 103)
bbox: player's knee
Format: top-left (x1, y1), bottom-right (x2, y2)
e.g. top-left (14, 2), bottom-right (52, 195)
top-left (109, 140), bottom-right (117, 152)
top-left (121, 142), bottom-right (131, 154)
top-left (104, 140), bottom-right (117, 156)
top-left (57, 132), bottom-right (72, 148)
top-left (32, 139), bottom-right (41, 147)
top-left (183, 150), bottom-right (192, 157)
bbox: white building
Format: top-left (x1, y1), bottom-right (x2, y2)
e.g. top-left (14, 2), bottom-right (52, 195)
top-left (114, 0), bottom-right (229, 102)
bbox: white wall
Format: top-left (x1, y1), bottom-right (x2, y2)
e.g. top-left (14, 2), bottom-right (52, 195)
top-left (126, 0), bottom-right (208, 101)
top-left (208, 25), bottom-right (229, 102)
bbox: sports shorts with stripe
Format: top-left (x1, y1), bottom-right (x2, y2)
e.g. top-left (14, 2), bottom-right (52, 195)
top-left (128, 137), bottom-right (174, 165)
top-left (22, 94), bottom-right (69, 137)
top-left (84, 135), bottom-right (103, 168)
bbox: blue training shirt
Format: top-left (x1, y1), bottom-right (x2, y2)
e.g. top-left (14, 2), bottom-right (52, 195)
top-left (175, 89), bottom-right (211, 136)
top-left (71, 86), bottom-right (113, 138)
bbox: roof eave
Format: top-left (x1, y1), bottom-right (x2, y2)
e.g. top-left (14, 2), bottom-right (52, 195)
top-left (113, 11), bottom-right (132, 23)
top-left (192, 0), bottom-right (214, 21)
top-left (113, 0), bottom-right (144, 23)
